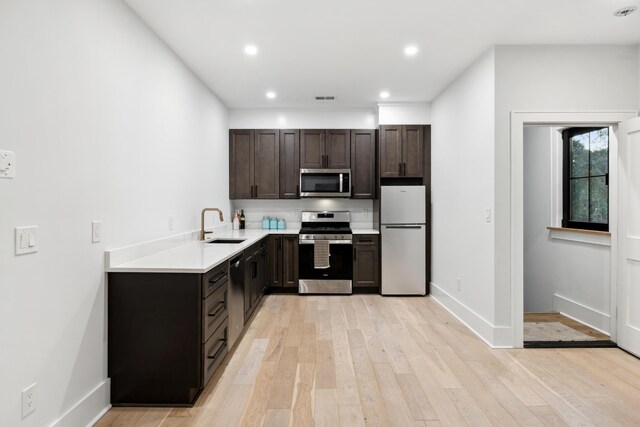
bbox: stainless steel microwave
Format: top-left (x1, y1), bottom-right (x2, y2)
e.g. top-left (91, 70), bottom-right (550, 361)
top-left (299, 169), bottom-right (351, 198)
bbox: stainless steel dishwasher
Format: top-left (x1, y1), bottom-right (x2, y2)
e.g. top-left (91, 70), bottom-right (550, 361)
top-left (228, 253), bottom-right (245, 348)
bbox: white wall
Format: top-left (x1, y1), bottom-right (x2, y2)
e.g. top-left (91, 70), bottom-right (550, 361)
top-left (523, 127), bottom-right (611, 331)
top-left (430, 48), bottom-right (496, 333)
top-left (378, 103), bottom-right (431, 125)
top-left (638, 44), bottom-right (640, 109)
top-left (493, 45), bottom-right (639, 331)
top-left (228, 108), bottom-right (377, 129)
top-left (0, 1), bottom-right (229, 426)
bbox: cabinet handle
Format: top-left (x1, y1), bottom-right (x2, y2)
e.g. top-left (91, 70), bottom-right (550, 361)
top-left (250, 185), bottom-right (253, 198)
top-left (210, 271), bottom-right (228, 283)
top-left (403, 163), bottom-right (407, 176)
top-left (208, 302), bottom-right (225, 318)
top-left (296, 184), bottom-right (299, 198)
top-left (255, 185), bottom-right (258, 198)
top-left (398, 162), bottom-right (402, 175)
top-left (208, 339), bottom-right (226, 360)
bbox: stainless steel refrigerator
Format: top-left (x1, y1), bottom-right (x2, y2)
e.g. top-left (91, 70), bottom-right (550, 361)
top-left (381, 185), bottom-right (426, 295)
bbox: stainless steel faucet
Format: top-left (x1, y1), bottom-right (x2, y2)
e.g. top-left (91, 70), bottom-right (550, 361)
top-left (200, 208), bottom-right (224, 240)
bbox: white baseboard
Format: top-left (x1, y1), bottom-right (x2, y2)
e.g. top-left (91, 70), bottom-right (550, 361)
top-left (50, 379), bottom-right (110, 427)
top-left (552, 294), bottom-right (611, 335)
top-left (430, 283), bottom-right (514, 348)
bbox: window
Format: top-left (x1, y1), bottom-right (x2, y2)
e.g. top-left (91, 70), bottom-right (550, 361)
top-left (562, 127), bottom-right (609, 231)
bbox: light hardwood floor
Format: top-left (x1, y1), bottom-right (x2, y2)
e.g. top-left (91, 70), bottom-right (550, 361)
top-left (96, 295), bottom-right (640, 426)
top-left (523, 312), bottom-right (610, 341)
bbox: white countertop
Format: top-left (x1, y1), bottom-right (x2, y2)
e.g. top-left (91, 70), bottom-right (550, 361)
top-left (106, 228), bottom-right (378, 274)
top-left (353, 229), bottom-right (379, 235)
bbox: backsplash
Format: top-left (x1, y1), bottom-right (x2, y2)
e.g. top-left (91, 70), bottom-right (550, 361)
top-left (231, 199), bottom-right (375, 229)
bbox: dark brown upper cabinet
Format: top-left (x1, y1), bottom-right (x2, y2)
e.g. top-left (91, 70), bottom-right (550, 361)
top-left (379, 125), bottom-right (424, 178)
top-left (229, 129), bottom-right (279, 199)
top-left (350, 130), bottom-right (376, 199)
top-left (300, 129), bottom-right (350, 169)
top-left (279, 129), bottom-right (300, 199)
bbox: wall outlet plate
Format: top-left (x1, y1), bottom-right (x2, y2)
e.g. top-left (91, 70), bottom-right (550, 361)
top-left (0, 150), bottom-right (16, 179)
top-left (22, 383), bottom-right (36, 417)
top-left (92, 221), bottom-right (102, 243)
top-left (15, 226), bottom-right (38, 255)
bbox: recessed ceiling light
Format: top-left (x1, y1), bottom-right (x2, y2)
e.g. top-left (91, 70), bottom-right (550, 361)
top-left (614, 6), bottom-right (636, 17)
top-left (404, 45), bottom-right (419, 57)
top-left (244, 45), bottom-right (258, 56)
top-left (266, 91), bottom-right (276, 99)
top-left (380, 91), bottom-right (390, 99)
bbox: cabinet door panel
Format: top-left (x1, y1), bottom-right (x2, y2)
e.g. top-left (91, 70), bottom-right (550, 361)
top-left (353, 235), bottom-right (379, 288)
top-left (379, 125), bottom-right (402, 178)
top-left (279, 130), bottom-right (300, 198)
top-left (229, 130), bottom-right (254, 199)
top-left (269, 235), bottom-right (283, 287)
top-left (254, 129), bottom-right (279, 199)
top-left (403, 125), bottom-right (423, 177)
top-left (351, 130), bottom-right (376, 199)
top-left (282, 236), bottom-right (299, 288)
top-left (300, 130), bottom-right (325, 169)
top-left (326, 129), bottom-right (351, 169)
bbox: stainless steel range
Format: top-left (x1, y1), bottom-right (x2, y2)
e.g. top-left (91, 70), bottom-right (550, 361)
top-left (298, 211), bottom-right (353, 294)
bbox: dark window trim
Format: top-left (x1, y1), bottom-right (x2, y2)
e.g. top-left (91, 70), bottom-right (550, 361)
top-left (562, 127), bottom-right (609, 232)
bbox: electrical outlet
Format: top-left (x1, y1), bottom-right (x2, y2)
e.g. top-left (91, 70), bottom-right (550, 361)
top-left (0, 150), bottom-right (16, 178)
top-left (292, 209), bottom-right (299, 219)
top-left (22, 383), bottom-right (36, 417)
top-left (168, 216), bottom-right (174, 231)
top-left (92, 221), bottom-right (101, 243)
top-left (456, 277), bottom-right (462, 291)
top-left (363, 208), bottom-right (369, 218)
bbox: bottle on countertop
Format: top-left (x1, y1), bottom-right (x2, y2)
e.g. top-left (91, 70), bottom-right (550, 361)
top-left (232, 211), bottom-right (240, 230)
top-left (239, 210), bottom-right (246, 230)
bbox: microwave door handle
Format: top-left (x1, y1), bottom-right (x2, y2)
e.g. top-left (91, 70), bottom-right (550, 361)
top-left (339, 173), bottom-right (343, 193)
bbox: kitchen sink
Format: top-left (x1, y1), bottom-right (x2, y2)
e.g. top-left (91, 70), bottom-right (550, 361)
top-left (205, 238), bottom-right (246, 244)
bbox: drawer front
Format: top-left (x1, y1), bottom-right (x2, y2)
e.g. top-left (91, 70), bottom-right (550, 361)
top-left (354, 235), bottom-right (379, 246)
top-left (203, 263), bottom-right (229, 299)
top-left (203, 284), bottom-right (228, 343)
top-left (203, 319), bottom-right (228, 387)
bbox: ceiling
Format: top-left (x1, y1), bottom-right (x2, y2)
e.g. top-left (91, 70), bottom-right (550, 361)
top-left (125, 0), bottom-right (640, 109)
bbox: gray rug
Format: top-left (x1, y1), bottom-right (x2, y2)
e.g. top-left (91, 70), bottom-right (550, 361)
top-left (524, 322), bottom-right (597, 342)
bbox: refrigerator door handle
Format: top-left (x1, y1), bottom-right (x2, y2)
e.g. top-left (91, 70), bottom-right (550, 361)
top-left (384, 225), bottom-right (423, 229)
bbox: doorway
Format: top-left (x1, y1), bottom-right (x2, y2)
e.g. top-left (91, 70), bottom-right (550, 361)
top-left (523, 125), bottom-right (615, 348)
top-left (510, 111), bottom-right (638, 349)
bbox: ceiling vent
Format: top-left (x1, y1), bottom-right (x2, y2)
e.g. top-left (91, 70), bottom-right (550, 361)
top-left (315, 96), bottom-right (335, 101)
top-left (614, 6), bottom-right (636, 17)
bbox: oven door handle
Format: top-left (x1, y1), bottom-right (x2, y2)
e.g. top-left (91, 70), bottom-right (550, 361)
top-left (300, 240), bottom-right (349, 244)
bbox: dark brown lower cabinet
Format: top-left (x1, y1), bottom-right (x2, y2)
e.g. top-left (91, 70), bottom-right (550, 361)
top-left (244, 238), bottom-right (268, 322)
top-left (108, 262), bottom-right (229, 406)
top-left (353, 235), bottom-right (379, 290)
top-left (269, 234), bottom-right (299, 290)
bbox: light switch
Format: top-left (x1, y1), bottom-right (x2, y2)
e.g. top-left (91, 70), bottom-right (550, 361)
top-left (15, 226), bottom-right (38, 255)
top-left (92, 221), bottom-right (101, 243)
top-left (0, 150), bottom-right (16, 179)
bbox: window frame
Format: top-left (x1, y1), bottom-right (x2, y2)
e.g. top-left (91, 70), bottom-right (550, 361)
top-left (562, 127), bottom-right (609, 232)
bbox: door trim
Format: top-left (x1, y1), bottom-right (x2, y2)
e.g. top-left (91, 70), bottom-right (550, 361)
top-left (510, 110), bottom-right (637, 348)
